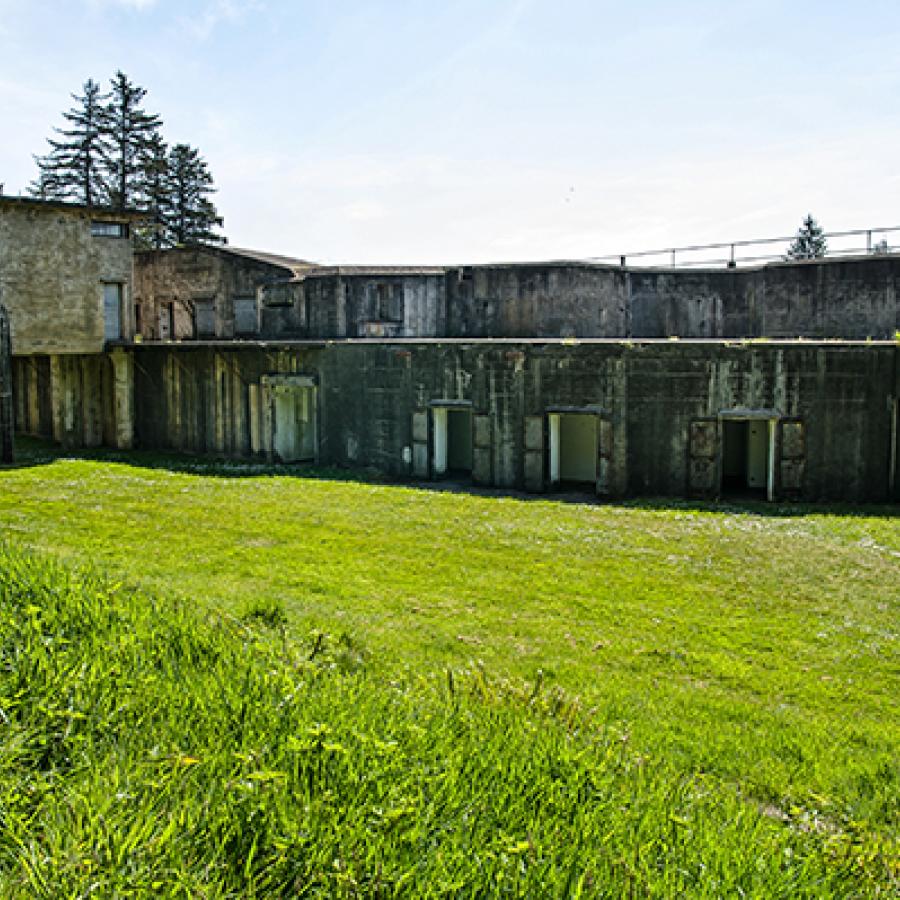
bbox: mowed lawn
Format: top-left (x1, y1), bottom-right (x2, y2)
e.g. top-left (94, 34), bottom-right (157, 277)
top-left (1, 441), bottom-right (898, 870)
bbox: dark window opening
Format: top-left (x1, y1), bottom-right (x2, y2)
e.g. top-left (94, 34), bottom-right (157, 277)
top-left (91, 221), bottom-right (129, 238)
top-left (369, 283), bottom-right (403, 322)
top-left (194, 299), bottom-right (216, 339)
top-left (103, 283), bottom-right (123, 341)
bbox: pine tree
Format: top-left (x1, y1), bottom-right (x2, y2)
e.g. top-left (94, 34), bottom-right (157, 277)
top-left (134, 132), bottom-right (171, 250)
top-left (785, 215), bottom-right (827, 260)
top-left (102, 71), bottom-right (163, 210)
top-left (166, 144), bottom-right (224, 245)
top-left (31, 79), bottom-right (110, 206)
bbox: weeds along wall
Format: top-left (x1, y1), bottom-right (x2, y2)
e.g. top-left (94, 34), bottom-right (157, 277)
top-left (130, 341), bottom-right (900, 503)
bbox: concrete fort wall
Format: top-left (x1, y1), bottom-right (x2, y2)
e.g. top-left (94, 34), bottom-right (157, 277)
top-left (130, 341), bottom-right (900, 503)
top-left (11, 350), bottom-right (134, 450)
top-left (133, 250), bottom-right (900, 342)
top-left (445, 257), bottom-right (900, 340)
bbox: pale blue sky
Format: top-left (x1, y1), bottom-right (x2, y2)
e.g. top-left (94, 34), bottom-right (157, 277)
top-left (2, 0), bottom-right (899, 262)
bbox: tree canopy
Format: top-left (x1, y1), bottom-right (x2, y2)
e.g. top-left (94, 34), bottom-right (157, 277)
top-left (30, 71), bottom-right (225, 248)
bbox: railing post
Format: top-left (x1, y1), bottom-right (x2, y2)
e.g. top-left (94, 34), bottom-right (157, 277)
top-left (866, 230), bottom-right (872, 253)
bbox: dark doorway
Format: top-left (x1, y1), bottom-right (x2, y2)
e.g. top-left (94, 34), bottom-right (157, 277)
top-left (721, 419), bottom-right (769, 497)
top-left (446, 408), bottom-right (473, 475)
top-left (432, 405), bottom-right (473, 479)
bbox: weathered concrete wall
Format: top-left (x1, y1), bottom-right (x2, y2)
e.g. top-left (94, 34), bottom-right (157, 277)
top-left (12, 350), bottom-right (133, 449)
top-left (132, 344), bottom-right (322, 456)
top-left (0, 304), bottom-right (12, 462)
top-left (129, 340), bottom-right (899, 502)
top-left (445, 257), bottom-right (900, 340)
top-left (137, 253), bottom-right (900, 342)
top-left (0, 198), bottom-right (135, 354)
top-left (259, 270), bottom-right (447, 340)
top-left (135, 247), bottom-right (300, 340)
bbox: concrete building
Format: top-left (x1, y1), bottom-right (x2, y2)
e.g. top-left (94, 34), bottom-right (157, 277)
top-left (0, 196), bottom-right (141, 448)
top-left (4, 197), bottom-right (899, 502)
top-left (135, 245), bottom-right (314, 341)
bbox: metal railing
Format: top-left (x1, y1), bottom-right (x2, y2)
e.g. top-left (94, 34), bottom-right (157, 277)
top-left (589, 226), bottom-right (900, 269)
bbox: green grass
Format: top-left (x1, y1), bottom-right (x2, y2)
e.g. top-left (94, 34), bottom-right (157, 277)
top-left (0, 438), bottom-right (897, 894)
top-left (0, 544), bottom-right (890, 897)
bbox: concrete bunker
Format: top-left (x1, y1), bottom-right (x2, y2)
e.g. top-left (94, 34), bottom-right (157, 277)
top-left (431, 401), bottom-right (473, 478)
top-left (719, 410), bottom-right (777, 500)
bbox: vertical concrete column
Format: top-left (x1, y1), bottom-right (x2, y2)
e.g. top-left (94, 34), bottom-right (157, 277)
top-left (110, 349), bottom-right (134, 450)
top-left (27, 356), bottom-right (41, 437)
top-left (81, 356), bottom-right (102, 447)
top-left (0, 306), bottom-right (12, 463)
top-left (248, 384), bottom-right (260, 454)
top-left (213, 354), bottom-right (226, 453)
top-left (49, 355), bottom-right (64, 442)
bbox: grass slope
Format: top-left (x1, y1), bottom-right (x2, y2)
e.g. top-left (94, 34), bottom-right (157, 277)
top-left (0, 440), bottom-right (897, 892)
top-left (0, 544), bottom-right (889, 897)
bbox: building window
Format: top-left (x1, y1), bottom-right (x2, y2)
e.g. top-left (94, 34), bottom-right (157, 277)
top-left (234, 296), bottom-right (257, 336)
top-left (91, 221), bottom-right (129, 238)
top-left (370, 283), bottom-right (403, 321)
top-left (194, 298), bottom-right (216, 338)
top-left (103, 283), bottom-right (124, 341)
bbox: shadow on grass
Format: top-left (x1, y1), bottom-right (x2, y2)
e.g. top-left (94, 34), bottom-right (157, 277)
top-left (6, 434), bottom-right (900, 519)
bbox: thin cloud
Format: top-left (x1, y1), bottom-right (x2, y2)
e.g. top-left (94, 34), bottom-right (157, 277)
top-left (89, 0), bottom-right (159, 9)
top-left (181, 0), bottom-right (264, 41)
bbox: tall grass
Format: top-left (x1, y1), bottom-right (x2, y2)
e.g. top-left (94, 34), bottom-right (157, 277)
top-left (0, 544), bottom-right (891, 897)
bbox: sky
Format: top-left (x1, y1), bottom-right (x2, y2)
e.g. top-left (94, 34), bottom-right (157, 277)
top-left (1, 0), bottom-right (899, 264)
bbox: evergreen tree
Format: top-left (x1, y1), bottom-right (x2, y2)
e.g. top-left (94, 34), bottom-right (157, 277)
top-left (31, 79), bottom-right (110, 206)
top-left (134, 132), bottom-right (171, 249)
top-left (166, 144), bottom-right (224, 245)
top-left (102, 71), bottom-right (163, 210)
top-left (785, 215), bottom-right (827, 260)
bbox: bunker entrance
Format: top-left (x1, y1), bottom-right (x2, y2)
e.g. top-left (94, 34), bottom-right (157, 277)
top-left (432, 405), bottom-right (473, 478)
top-left (549, 413), bottom-right (599, 489)
top-left (721, 418), bottom-right (772, 498)
top-left (273, 385), bottom-right (317, 463)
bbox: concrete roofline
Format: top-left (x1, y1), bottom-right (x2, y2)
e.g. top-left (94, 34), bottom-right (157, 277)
top-left (115, 337), bottom-right (900, 350)
top-left (0, 195), bottom-right (146, 219)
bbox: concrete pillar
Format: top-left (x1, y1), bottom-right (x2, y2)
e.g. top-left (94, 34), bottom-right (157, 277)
top-left (81, 356), bottom-right (102, 447)
top-left (110, 349), bottom-right (134, 449)
top-left (49, 355), bottom-right (64, 442)
top-left (0, 306), bottom-right (11, 463)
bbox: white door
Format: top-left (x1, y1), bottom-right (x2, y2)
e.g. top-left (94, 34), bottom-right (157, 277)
top-left (746, 421), bottom-right (768, 489)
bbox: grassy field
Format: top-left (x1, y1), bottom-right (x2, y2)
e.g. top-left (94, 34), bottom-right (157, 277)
top-left (0, 438), bottom-right (897, 894)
